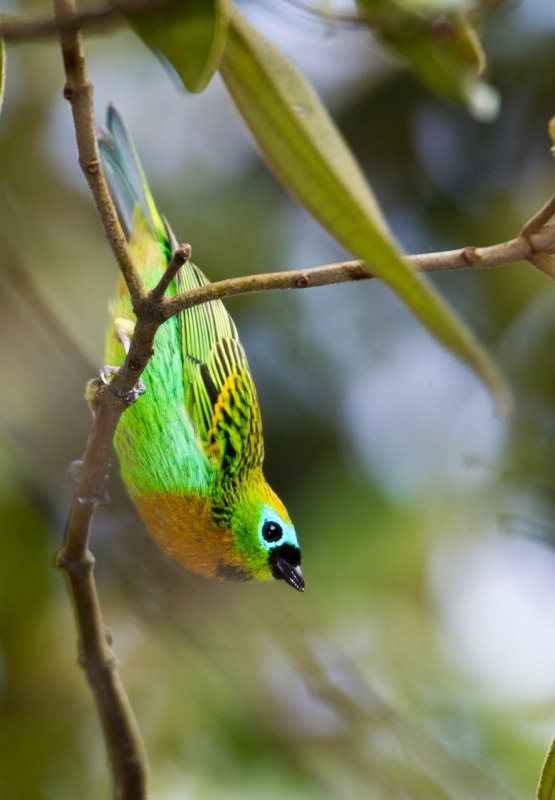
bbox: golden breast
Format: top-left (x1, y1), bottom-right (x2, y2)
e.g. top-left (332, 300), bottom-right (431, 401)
top-left (134, 490), bottom-right (251, 581)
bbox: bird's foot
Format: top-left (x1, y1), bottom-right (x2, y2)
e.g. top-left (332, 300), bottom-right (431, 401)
top-left (86, 317), bottom-right (146, 411)
top-left (99, 366), bottom-right (146, 402)
top-left (85, 367), bottom-right (146, 417)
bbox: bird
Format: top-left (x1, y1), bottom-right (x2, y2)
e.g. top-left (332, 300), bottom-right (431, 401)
top-left (98, 106), bottom-right (304, 592)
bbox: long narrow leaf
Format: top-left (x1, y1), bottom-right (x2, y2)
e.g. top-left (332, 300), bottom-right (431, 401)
top-left (219, 5), bottom-right (509, 411)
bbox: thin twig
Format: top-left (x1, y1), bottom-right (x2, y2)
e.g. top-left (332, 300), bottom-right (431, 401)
top-left (162, 222), bottom-right (555, 319)
top-left (1, 0), bottom-right (167, 41)
top-left (150, 242), bottom-right (191, 300)
top-left (53, 0), bottom-right (144, 306)
top-left (1, 5), bottom-right (120, 40)
top-left (520, 192), bottom-right (555, 241)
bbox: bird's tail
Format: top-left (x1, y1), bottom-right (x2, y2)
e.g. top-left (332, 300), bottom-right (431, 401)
top-left (99, 105), bottom-right (169, 255)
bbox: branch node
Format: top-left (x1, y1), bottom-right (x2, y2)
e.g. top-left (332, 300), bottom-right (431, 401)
top-left (295, 274), bottom-right (311, 288)
top-left (79, 652), bottom-right (118, 673)
top-left (175, 242), bottom-right (192, 263)
top-left (461, 246), bottom-right (481, 265)
top-left (520, 227), bottom-right (536, 254)
top-left (57, 548), bottom-right (95, 577)
top-left (63, 83), bottom-right (73, 101)
top-left (77, 490), bottom-right (111, 506)
top-left (86, 157), bottom-right (100, 175)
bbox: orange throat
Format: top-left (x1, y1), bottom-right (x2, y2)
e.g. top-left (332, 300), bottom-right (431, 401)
top-left (133, 491), bottom-right (250, 582)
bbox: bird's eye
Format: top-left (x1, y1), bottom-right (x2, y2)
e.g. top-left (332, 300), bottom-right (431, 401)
top-left (262, 520), bottom-right (283, 543)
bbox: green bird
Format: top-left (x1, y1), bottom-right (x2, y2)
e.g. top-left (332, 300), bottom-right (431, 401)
top-left (98, 106), bottom-right (304, 592)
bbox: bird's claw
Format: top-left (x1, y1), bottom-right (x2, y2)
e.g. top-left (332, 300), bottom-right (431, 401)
top-left (86, 318), bottom-right (145, 405)
top-left (99, 365), bottom-right (146, 402)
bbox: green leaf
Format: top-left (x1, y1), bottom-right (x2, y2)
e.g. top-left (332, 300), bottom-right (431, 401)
top-left (357, 0), bottom-right (499, 120)
top-left (538, 740), bottom-right (555, 800)
top-left (128, 0), bottom-right (229, 93)
top-left (219, 4), bottom-right (509, 411)
top-left (0, 38), bottom-right (5, 116)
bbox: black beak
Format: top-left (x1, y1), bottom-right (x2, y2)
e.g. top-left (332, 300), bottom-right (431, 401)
top-left (269, 545), bottom-right (305, 592)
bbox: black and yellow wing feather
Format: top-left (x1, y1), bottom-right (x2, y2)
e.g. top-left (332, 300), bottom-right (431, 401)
top-left (177, 257), bottom-right (264, 481)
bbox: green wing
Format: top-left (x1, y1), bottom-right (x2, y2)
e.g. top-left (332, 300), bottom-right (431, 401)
top-left (100, 105), bottom-right (264, 481)
top-left (177, 259), bottom-right (264, 481)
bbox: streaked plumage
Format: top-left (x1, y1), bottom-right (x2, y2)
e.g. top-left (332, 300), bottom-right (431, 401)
top-left (98, 107), bottom-right (303, 591)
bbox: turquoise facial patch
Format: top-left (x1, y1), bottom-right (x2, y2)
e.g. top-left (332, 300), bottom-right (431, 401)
top-left (258, 504), bottom-right (299, 551)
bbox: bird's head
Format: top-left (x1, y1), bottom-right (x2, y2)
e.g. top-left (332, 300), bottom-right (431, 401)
top-left (229, 479), bottom-right (304, 592)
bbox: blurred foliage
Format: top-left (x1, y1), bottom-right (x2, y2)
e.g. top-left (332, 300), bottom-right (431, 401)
top-left (355, 0), bottom-right (499, 120)
top-left (0, 38), bottom-right (4, 113)
top-left (2, 0), bottom-right (555, 798)
top-left (219, 4), bottom-right (511, 408)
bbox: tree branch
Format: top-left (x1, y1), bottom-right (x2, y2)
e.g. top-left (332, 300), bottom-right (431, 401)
top-left (1, 0), bottom-right (167, 41)
top-left (61, 394), bottom-right (148, 799)
top-left (53, 0), bottom-right (149, 797)
top-left (162, 217), bottom-right (555, 319)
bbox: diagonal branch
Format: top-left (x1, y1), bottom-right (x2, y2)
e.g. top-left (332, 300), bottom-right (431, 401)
top-left (150, 242), bottom-right (191, 300)
top-left (520, 193), bottom-right (555, 241)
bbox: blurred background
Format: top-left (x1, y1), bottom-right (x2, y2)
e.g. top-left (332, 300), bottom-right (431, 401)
top-left (2, 0), bottom-right (555, 797)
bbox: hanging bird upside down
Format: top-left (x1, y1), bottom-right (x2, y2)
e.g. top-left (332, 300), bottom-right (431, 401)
top-left (97, 106), bottom-right (304, 592)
